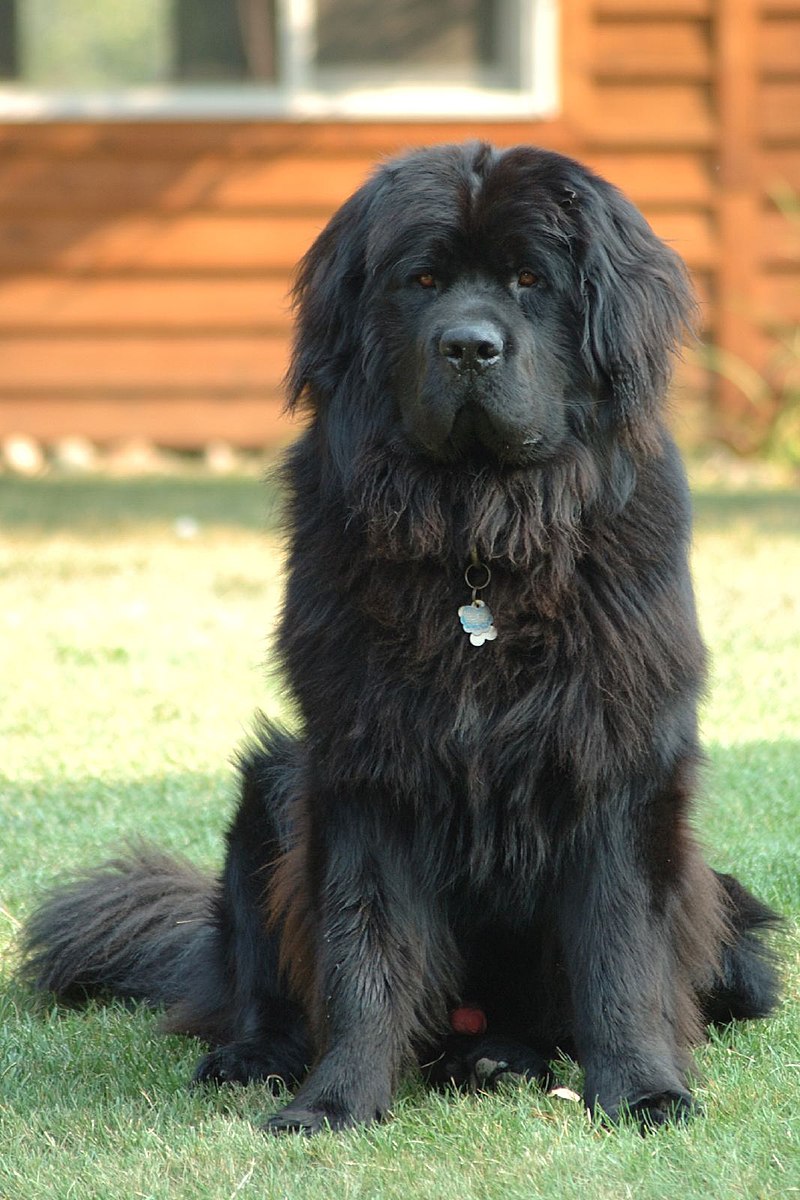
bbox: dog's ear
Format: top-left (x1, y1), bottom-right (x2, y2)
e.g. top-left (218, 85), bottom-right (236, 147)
top-left (286, 178), bottom-right (377, 413)
top-left (573, 174), bottom-right (697, 441)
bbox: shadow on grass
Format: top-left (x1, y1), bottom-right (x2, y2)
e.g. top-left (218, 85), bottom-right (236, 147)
top-left (0, 474), bottom-right (283, 534)
top-left (691, 489), bottom-right (800, 537)
top-left (0, 770), bottom-right (237, 916)
top-left (701, 740), bottom-right (800, 913)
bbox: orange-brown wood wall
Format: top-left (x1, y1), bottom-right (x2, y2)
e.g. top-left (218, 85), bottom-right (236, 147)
top-left (0, 0), bottom-right (798, 450)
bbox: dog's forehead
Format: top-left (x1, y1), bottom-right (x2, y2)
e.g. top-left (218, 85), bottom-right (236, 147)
top-left (367, 152), bottom-right (470, 254)
top-left (365, 144), bottom-right (579, 267)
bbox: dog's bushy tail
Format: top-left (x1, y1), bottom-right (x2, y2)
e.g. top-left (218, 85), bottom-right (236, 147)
top-left (707, 871), bottom-right (782, 1024)
top-left (20, 843), bottom-right (216, 1014)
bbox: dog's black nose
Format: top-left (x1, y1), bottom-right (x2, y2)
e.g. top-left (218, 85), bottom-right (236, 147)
top-left (439, 323), bottom-right (504, 371)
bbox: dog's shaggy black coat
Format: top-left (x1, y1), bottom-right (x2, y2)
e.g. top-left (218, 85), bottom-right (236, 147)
top-left (22, 143), bottom-right (780, 1135)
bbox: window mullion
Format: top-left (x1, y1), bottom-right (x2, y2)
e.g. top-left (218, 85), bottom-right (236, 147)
top-left (281, 0), bottom-right (316, 96)
top-left (531, 0), bottom-right (559, 112)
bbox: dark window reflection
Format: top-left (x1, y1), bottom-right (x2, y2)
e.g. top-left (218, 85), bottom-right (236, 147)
top-left (174, 0), bottom-right (276, 83)
top-left (317, 0), bottom-right (499, 73)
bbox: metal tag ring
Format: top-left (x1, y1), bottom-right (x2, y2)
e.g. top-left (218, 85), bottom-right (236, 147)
top-left (464, 561), bottom-right (492, 592)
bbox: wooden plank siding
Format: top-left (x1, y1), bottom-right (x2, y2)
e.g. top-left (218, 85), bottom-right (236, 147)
top-left (0, 0), bottom-right (798, 450)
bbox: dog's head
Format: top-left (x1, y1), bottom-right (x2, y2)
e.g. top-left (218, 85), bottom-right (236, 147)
top-left (288, 143), bottom-right (695, 467)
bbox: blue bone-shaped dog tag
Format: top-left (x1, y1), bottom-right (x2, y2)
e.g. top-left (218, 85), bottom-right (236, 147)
top-left (457, 599), bottom-right (498, 646)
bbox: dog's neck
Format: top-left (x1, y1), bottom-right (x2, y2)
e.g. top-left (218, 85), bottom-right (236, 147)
top-left (342, 436), bottom-right (633, 573)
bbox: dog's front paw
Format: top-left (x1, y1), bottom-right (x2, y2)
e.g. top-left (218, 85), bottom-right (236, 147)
top-left (264, 1105), bottom-right (338, 1135)
top-left (595, 1088), bottom-right (697, 1132)
top-left (627, 1089), bottom-right (697, 1131)
top-left (264, 1100), bottom-right (384, 1136)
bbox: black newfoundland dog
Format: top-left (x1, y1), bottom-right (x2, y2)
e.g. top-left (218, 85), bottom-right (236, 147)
top-left (23, 142), bottom-right (779, 1135)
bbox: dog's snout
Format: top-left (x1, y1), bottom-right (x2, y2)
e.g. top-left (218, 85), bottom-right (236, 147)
top-left (439, 323), bottom-right (504, 371)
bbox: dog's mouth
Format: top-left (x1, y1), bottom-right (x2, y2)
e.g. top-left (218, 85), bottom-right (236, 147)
top-left (431, 405), bottom-right (546, 467)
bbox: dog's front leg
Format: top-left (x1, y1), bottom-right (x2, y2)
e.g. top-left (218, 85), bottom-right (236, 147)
top-left (557, 797), bottom-right (701, 1130)
top-left (266, 796), bottom-right (451, 1135)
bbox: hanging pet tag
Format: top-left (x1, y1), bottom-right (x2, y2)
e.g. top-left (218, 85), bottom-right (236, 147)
top-left (458, 598), bottom-right (498, 646)
top-left (458, 556), bottom-right (498, 646)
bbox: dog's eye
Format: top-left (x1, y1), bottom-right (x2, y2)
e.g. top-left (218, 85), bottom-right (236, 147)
top-left (517, 269), bottom-right (538, 288)
top-left (416, 273), bottom-right (437, 289)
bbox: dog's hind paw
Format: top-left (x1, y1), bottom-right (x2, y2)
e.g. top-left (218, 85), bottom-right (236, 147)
top-left (192, 1041), bottom-right (298, 1092)
top-left (423, 1034), bottom-right (553, 1092)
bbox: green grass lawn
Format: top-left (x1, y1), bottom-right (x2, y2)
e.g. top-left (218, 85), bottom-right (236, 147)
top-left (1, 473), bottom-right (798, 1200)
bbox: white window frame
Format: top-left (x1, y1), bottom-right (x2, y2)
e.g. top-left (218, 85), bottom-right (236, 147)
top-left (0, 0), bottom-right (559, 121)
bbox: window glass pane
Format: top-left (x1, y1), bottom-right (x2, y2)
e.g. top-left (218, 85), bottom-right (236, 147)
top-left (0, 0), bottom-right (19, 79)
top-left (17, 0), bottom-right (172, 87)
top-left (175, 0), bottom-right (276, 82)
top-left (316, 0), bottom-right (509, 83)
top-left (10, 0), bottom-right (276, 87)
